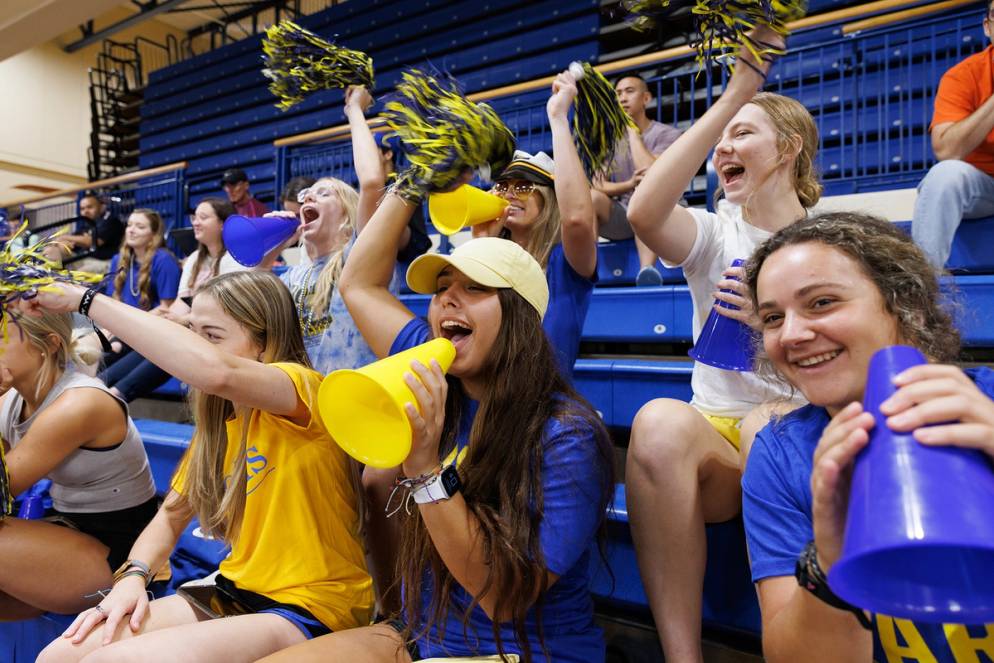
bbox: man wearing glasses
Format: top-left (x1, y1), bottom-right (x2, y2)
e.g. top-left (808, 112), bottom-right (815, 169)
top-left (912, 2), bottom-right (994, 267)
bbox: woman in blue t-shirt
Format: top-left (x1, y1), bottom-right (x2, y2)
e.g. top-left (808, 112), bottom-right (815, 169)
top-left (105, 209), bottom-right (181, 312)
top-left (471, 69), bottom-right (599, 380)
top-left (100, 209), bottom-right (181, 398)
top-left (260, 190), bottom-right (614, 663)
top-left (741, 211), bottom-right (994, 663)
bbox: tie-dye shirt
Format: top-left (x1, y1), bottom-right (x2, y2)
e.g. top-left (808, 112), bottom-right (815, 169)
top-left (279, 236), bottom-right (400, 374)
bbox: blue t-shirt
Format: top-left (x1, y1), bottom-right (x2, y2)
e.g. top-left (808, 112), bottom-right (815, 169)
top-left (280, 236), bottom-right (401, 374)
top-left (742, 366), bottom-right (994, 663)
top-left (543, 244), bottom-right (596, 381)
top-left (104, 248), bottom-right (181, 310)
top-left (390, 318), bottom-right (606, 662)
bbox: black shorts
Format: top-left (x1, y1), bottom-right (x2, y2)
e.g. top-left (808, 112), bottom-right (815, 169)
top-left (210, 574), bottom-right (332, 639)
top-left (50, 496), bottom-right (159, 570)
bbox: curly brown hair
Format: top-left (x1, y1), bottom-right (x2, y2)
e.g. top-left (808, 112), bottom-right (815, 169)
top-left (744, 212), bottom-right (961, 379)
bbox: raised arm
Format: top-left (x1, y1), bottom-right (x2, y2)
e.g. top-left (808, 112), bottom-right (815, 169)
top-left (339, 193), bottom-right (420, 358)
top-left (547, 70), bottom-right (598, 278)
top-left (627, 33), bottom-right (777, 265)
top-left (26, 288), bottom-right (306, 420)
top-left (345, 85), bottom-right (391, 233)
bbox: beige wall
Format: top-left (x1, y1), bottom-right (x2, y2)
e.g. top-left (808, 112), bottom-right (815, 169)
top-left (0, 8), bottom-right (183, 207)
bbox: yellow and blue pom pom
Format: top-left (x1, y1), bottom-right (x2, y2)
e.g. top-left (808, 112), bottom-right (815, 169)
top-left (0, 221), bottom-right (101, 347)
top-left (382, 69), bottom-right (515, 201)
top-left (262, 20), bottom-right (374, 111)
top-left (623, 0), bottom-right (807, 69)
top-left (569, 61), bottom-right (638, 179)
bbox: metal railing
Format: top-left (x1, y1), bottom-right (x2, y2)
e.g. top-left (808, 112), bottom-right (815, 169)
top-left (274, 0), bottom-right (986, 203)
top-left (3, 162), bottom-right (189, 257)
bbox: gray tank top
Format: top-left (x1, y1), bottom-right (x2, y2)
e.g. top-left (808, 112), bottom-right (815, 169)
top-left (0, 367), bottom-right (156, 513)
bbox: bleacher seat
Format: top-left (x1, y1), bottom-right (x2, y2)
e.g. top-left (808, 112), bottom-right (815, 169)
top-left (589, 485), bottom-right (761, 636)
top-left (134, 419), bottom-right (193, 494)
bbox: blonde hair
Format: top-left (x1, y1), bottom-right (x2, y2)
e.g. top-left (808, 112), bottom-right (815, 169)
top-left (112, 209), bottom-right (172, 310)
top-left (306, 177), bottom-right (359, 315)
top-left (174, 271), bottom-right (366, 545)
top-left (519, 184), bottom-right (561, 270)
top-left (7, 312), bottom-right (98, 400)
top-left (717, 92), bottom-right (822, 209)
top-left (176, 271), bottom-right (310, 542)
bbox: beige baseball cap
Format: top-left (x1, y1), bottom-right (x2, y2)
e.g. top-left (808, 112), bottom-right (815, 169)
top-left (406, 237), bottom-right (549, 318)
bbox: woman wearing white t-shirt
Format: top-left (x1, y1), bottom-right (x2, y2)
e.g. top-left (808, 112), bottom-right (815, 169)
top-left (625, 32), bottom-right (822, 662)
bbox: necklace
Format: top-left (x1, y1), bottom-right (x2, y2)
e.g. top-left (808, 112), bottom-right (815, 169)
top-left (294, 261), bottom-right (320, 335)
top-left (128, 257), bottom-right (141, 298)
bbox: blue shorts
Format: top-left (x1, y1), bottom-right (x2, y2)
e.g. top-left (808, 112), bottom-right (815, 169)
top-left (213, 574), bottom-right (331, 639)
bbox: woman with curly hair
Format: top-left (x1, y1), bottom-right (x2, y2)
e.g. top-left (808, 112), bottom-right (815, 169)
top-left (742, 211), bottom-right (994, 662)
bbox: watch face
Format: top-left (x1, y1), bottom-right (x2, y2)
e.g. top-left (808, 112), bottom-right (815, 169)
top-left (441, 466), bottom-right (461, 494)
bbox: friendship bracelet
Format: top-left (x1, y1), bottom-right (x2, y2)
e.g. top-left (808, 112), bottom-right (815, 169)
top-left (78, 287), bottom-right (100, 318)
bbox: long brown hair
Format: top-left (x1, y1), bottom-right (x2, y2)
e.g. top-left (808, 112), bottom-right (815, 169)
top-left (398, 289), bottom-right (614, 661)
top-left (186, 198), bottom-right (235, 291)
top-left (112, 209), bottom-right (173, 310)
top-left (519, 185), bottom-right (561, 270)
top-left (175, 271), bottom-right (311, 542)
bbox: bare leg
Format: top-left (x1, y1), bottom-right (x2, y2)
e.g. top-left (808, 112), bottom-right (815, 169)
top-left (626, 399), bottom-right (742, 663)
top-left (258, 623), bottom-right (412, 663)
top-left (363, 465), bottom-right (403, 615)
top-left (0, 518), bottom-right (113, 616)
top-left (634, 235), bottom-right (660, 270)
top-left (37, 595), bottom-right (204, 663)
top-left (590, 189), bottom-right (613, 228)
top-left (738, 401), bottom-right (800, 473)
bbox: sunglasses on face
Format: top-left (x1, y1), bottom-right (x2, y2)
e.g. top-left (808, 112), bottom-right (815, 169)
top-left (296, 186), bottom-right (337, 204)
top-left (493, 181), bottom-right (537, 198)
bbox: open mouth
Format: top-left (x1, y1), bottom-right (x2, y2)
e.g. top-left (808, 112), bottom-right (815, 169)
top-left (720, 163), bottom-right (746, 186)
top-left (439, 319), bottom-right (473, 349)
top-left (794, 349), bottom-right (842, 368)
top-left (300, 205), bottom-right (320, 225)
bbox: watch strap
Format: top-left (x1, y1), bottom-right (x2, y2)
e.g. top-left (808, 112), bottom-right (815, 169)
top-left (795, 540), bottom-right (872, 629)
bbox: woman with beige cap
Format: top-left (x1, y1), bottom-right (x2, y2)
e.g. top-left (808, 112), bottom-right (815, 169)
top-left (259, 191), bottom-right (614, 662)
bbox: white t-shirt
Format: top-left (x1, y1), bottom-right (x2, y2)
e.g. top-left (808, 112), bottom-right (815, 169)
top-left (667, 200), bottom-right (803, 418)
top-left (178, 249), bottom-right (247, 298)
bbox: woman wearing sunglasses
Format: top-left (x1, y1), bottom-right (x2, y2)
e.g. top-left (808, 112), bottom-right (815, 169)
top-left (275, 85), bottom-right (430, 375)
top-left (473, 68), bottom-right (599, 380)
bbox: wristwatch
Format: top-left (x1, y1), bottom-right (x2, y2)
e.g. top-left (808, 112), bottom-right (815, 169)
top-left (411, 465), bottom-right (461, 504)
top-left (795, 541), bottom-right (872, 629)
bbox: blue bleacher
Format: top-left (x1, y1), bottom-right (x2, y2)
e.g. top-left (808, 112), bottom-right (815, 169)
top-left (134, 419), bottom-right (193, 493)
top-left (590, 485), bottom-right (761, 635)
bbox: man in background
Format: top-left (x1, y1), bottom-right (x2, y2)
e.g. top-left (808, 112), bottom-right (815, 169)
top-left (592, 74), bottom-right (682, 285)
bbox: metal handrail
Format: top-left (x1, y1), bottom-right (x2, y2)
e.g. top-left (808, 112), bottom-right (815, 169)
top-left (272, 0), bottom-right (954, 149)
top-left (1, 161), bottom-right (189, 209)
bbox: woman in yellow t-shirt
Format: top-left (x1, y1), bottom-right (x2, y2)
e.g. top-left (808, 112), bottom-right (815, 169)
top-left (32, 270), bottom-right (373, 663)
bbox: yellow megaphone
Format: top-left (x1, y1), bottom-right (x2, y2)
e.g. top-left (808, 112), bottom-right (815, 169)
top-left (428, 184), bottom-right (509, 236)
top-left (317, 338), bottom-right (457, 468)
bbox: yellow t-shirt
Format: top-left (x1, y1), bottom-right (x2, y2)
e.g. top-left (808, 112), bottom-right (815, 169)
top-left (172, 362), bottom-right (373, 631)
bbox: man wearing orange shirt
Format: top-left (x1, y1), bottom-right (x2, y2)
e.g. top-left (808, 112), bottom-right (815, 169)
top-left (912, 2), bottom-right (994, 267)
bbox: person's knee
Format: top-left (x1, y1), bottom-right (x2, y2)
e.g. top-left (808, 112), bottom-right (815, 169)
top-left (918, 159), bottom-right (976, 196)
top-left (629, 400), bottom-right (701, 470)
top-left (590, 189), bottom-right (611, 222)
top-left (38, 638), bottom-right (86, 663)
